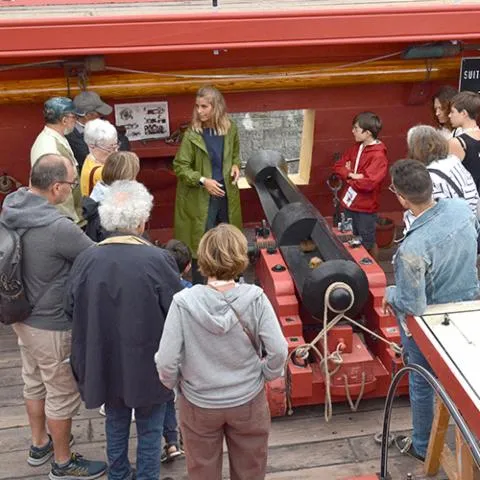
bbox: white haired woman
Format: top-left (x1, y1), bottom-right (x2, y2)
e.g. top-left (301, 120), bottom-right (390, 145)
top-left (80, 118), bottom-right (119, 196)
top-left (402, 124), bottom-right (480, 231)
top-left (66, 180), bottom-right (182, 480)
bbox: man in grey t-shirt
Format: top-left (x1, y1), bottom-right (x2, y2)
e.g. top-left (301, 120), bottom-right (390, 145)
top-left (0, 154), bottom-right (106, 480)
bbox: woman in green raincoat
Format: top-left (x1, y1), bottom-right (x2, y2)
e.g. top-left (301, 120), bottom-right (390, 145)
top-left (173, 86), bottom-right (243, 283)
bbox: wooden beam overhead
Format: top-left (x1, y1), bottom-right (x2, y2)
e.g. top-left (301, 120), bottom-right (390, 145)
top-left (0, 58), bottom-right (461, 104)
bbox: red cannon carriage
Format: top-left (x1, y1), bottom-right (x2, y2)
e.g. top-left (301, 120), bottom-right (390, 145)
top-left (245, 150), bottom-right (407, 418)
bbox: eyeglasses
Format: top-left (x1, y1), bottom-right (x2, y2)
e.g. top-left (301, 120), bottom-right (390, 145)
top-left (58, 180), bottom-right (79, 190)
top-left (388, 183), bottom-right (397, 194)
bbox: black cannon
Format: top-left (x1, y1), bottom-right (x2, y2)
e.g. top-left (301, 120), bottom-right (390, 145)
top-left (245, 150), bottom-right (369, 320)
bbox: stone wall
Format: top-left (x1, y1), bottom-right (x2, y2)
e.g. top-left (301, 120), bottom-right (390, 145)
top-left (230, 109), bottom-right (304, 174)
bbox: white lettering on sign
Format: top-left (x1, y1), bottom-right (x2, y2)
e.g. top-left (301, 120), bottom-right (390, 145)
top-left (464, 70), bottom-right (480, 80)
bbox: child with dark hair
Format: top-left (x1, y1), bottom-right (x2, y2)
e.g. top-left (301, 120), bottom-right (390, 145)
top-left (165, 239), bottom-right (193, 289)
top-left (160, 239), bottom-right (192, 463)
top-left (333, 111), bottom-right (388, 259)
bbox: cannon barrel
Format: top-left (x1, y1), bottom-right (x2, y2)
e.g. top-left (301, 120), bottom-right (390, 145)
top-left (245, 150), bottom-right (369, 319)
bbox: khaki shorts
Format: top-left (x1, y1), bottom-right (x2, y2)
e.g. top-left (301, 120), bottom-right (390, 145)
top-left (12, 323), bottom-right (81, 420)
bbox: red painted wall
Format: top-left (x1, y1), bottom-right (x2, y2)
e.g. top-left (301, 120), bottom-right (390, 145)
top-left (0, 79), bottom-right (453, 229)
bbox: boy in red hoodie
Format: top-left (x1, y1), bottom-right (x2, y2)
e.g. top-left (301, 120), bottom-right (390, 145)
top-left (333, 112), bottom-right (388, 259)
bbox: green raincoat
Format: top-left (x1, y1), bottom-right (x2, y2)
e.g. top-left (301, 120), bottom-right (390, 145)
top-left (173, 123), bottom-right (243, 258)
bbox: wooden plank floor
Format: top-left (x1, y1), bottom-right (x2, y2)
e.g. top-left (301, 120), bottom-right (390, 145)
top-left (0, 243), bottom-right (450, 480)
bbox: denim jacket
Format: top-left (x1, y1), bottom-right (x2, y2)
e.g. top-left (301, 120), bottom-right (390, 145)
top-left (386, 198), bottom-right (479, 335)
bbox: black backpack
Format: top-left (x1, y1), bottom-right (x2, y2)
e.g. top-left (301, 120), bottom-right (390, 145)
top-left (0, 221), bottom-right (31, 325)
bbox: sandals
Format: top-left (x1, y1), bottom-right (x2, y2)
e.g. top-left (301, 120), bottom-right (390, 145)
top-left (161, 444), bottom-right (183, 463)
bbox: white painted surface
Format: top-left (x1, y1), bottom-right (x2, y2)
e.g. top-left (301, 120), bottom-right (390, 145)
top-left (414, 301), bottom-right (480, 412)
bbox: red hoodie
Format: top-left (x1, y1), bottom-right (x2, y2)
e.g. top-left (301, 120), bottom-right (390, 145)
top-left (333, 141), bottom-right (388, 213)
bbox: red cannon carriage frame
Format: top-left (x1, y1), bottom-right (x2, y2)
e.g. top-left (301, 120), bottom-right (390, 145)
top-left (257, 227), bottom-right (408, 417)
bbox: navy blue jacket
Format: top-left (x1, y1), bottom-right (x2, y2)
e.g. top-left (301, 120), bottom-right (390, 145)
top-left (65, 235), bottom-right (182, 408)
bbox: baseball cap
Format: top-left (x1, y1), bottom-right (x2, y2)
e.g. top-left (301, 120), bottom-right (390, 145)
top-left (73, 91), bottom-right (113, 116)
top-left (43, 97), bottom-right (77, 122)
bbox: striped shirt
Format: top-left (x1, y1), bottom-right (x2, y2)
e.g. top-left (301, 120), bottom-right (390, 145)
top-left (404, 154), bottom-right (479, 231)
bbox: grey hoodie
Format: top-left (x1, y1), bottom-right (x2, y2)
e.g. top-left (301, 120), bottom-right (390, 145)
top-left (1, 188), bottom-right (93, 330)
top-left (155, 283), bottom-right (288, 408)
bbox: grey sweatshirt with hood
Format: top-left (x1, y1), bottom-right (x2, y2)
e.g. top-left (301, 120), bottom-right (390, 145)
top-left (155, 283), bottom-right (288, 408)
top-left (1, 188), bottom-right (93, 330)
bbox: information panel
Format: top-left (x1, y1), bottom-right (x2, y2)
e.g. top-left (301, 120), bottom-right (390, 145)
top-left (459, 57), bottom-right (480, 93)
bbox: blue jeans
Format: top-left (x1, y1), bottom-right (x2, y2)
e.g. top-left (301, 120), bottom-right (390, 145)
top-left (163, 399), bottom-right (179, 446)
top-left (205, 195), bottom-right (229, 231)
top-left (344, 210), bottom-right (377, 249)
top-left (105, 402), bottom-right (167, 480)
top-left (192, 195), bottom-right (229, 285)
top-left (398, 325), bottom-right (434, 457)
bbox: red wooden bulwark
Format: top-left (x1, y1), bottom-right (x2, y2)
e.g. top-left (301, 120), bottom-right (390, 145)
top-left (1, 4), bottom-right (480, 57)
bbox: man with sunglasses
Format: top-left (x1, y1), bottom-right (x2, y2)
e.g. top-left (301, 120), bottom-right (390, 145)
top-left (1, 154), bottom-right (107, 479)
top-left (383, 159), bottom-right (479, 462)
top-left (31, 97), bottom-right (84, 226)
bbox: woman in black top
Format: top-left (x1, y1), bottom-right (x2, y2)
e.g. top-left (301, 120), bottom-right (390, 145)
top-left (448, 91), bottom-right (480, 189)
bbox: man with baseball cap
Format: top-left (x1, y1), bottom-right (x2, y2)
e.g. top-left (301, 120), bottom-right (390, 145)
top-left (74, 91), bottom-right (113, 117)
top-left (67, 91), bottom-right (130, 169)
top-left (66, 91), bottom-right (114, 169)
top-left (31, 97), bottom-right (83, 225)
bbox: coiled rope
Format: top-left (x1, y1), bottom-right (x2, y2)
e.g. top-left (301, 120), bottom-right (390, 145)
top-left (285, 282), bottom-right (402, 421)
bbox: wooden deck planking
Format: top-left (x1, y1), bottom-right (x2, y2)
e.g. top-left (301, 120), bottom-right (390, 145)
top-left (0, 424), bottom-right (447, 480)
top-left (265, 456), bottom-right (445, 480)
top-left (0, 384), bottom-right (26, 407)
top-left (0, 401), bottom-right (413, 449)
top-left (0, 349), bottom-right (23, 369)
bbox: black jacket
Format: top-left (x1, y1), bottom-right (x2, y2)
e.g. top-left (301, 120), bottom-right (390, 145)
top-left (82, 197), bottom-right (106, 242)
top-left (65, 235), bottom-right (182, 408)
top-left (66, 128), bottom-right (89, 170)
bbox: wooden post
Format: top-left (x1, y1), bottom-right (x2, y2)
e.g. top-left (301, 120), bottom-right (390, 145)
top-left (424, 396), bottom-right (480, 479)
top-left (455, 428), bottom-right (480, 480)
top-left (424, 397), bottom-right (451, 475)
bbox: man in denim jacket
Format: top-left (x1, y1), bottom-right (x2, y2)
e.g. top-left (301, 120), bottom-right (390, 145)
top-left (383, 159), bottom-right (479, 461)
